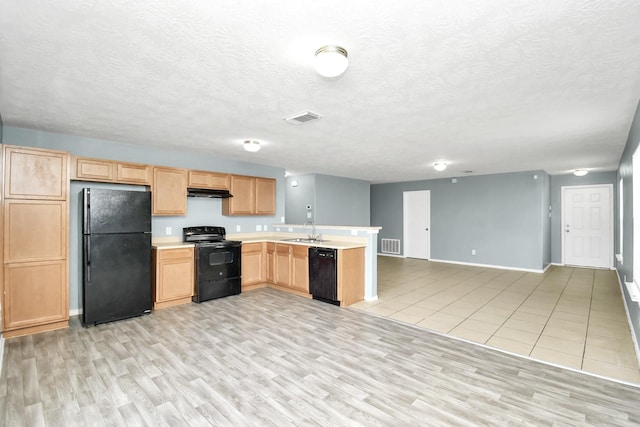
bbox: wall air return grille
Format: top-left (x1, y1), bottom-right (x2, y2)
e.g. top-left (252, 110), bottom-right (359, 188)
top-left (284, 111), bottom-right (322, 124)
top-left (380, 238), bottom-right (401, 255)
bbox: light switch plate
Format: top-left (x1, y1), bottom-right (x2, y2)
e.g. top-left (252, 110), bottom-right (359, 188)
top-left (256, 225), bottom-right (262, 231)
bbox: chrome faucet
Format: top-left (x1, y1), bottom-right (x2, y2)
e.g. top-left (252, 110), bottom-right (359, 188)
top-left (304, 221), bottom-right (321, 241)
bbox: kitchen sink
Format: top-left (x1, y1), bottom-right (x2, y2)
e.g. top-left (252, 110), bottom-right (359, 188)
top-left (280, 237), bottom-right (326, 243)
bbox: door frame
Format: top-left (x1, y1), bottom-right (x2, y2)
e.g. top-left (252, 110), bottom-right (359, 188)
top-left (561, 184), bottom-right (614, 269)
top-left (403, 190), bottom-right (431, 259)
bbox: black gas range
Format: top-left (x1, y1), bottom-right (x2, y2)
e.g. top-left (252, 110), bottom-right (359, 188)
top-left (183, 226), bottom-right (242, 303)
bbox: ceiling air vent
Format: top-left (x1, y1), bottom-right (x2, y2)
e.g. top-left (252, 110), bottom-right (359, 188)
top-left (284, 111), bottom-right (322, 124)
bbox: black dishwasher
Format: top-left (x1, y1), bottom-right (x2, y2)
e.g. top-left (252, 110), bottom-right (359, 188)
top-left (309, 247), bottom-right (339, 305)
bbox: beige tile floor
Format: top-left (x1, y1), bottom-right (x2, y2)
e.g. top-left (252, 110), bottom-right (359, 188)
top-left (351, 256), bottom-right (640, 384)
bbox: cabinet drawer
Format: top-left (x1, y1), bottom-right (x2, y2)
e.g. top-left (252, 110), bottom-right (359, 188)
top-left (242, 242), bottom-right (264, 254)
top-left (292, 245), bottom-right (308, 258)
top-left (275, 243), bottom-right (292, 254)
top-left (117, 162), bottom-right (151, 184)
top-left (72, 157), bottom-right (115, 182)
top-left (156, 247), bottom-right (194, 260)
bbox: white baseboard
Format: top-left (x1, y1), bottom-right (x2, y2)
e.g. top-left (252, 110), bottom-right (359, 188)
top-left (615, 269), bottom-right (640, 371)
top-left (69, 308), bottom-right (82, 316)
top-left (364, 295), bottom-right (379, 302)
top-left (429, 258), bottom-right (548, 274)
top-left (377, 253), bottom-right (404, 258)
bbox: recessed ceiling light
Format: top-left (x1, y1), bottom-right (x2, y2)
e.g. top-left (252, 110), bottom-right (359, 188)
top-left (434, 161), bottom-right (447, 172)
top-left (573, 169), bottom-right (588, 176)
top-left (243, 140), bottom-right (261, 152)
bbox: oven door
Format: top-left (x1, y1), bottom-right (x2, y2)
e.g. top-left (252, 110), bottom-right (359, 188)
top-left (195, 243), bottom-right (241, 282)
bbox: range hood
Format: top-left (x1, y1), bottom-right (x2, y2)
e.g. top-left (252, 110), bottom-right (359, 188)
top-left (187, 188), bottom-right (233, 198)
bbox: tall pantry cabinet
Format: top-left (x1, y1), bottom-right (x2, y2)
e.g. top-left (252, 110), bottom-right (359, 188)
top-left (1, 145), bottom-right (70, 338)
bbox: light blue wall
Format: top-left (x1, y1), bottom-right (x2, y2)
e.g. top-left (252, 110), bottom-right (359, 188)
top-left (617, 98), bottom-right (640, 348)
top-left (285, 173), bottom-right (371, 227)
top-left (4, 126), bottom-right (286, 311)
top-left (314, 174), bottom-right (370, 226)
top-left (549, 172), bottom-right (617, 265)
top-left (371, 171), bottom-right (550, 271)
top-left (285, 174), bottom-right (316, 224)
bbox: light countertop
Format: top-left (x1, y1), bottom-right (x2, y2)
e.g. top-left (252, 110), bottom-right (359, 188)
top-left (152, 242), bottom-right (195, 249)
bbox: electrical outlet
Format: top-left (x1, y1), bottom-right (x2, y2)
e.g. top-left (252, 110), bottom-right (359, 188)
top-left (256, 225), bottom-right (262, 231)
top-left (288, 227), bottom-right (293, 232)
top-left (165, 227), bottom-right (172, 235)
top-left (471, 249), bottom-right (476, 255)
top-left (263, 224), bottom-right (268, 231)
top-left (351, 229), bottom-right (357, 236)
top-left (236, 225), bottom-right (241, 232)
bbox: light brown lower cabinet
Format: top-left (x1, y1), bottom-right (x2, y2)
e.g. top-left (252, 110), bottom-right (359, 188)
top-left (291, 245), bottom-right (309, 293)
top-left (152, 247), bottom-right (194, 309)
top-left (241, 242), bottom-right (265, 289)
top-left (2, 260), bottom-right (68, 337)
top-left (337, 247), bottom-right (365, 306)
top-left (274, 244), bottom-right (291, 287)
top-left (238, 241), bottom-right (364, 306)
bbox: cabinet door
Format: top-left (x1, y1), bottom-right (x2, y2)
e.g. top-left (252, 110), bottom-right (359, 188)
top-left (3, 260), bottom-right (68, 331)
top-left (71, 156), bottom-right (115, 182)
top-left (4, 200), bottom-right (67, 263)
top-left (156, 249), bottom-right (194, 302)
top-left (209, 172), bottom-right (230, 190)
top-left (117, 162), bottom-right (151, 185)
top-left (223, 175), bottom-right (255, 215)
top-left (274, 244), bottom-right (291, 287)
top-left (255, 178), bottom-right (276, 215)
top-left (291, 245), bottom-right (309, 293)
top-left (152, 167), bottom-right (187, 216)
top-left (241, 243), bottom-right (264, 287)
top-left (187, 170), bottom-right (211, 188)
top-left (4, 145), bottom-right (68, 200)
top-left (265, 243), bottom-right (275, 283)
top-left (337, 248), bottom-right (365, 306)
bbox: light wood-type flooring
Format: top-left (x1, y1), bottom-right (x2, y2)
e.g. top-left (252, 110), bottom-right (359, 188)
top-left (353, 257), bottom-right (640, 384)
top-left (2, 286), bottom-right (640, 426)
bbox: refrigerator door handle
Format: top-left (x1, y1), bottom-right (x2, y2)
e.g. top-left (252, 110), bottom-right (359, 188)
top-left (86, 238), bottom-right (91, 282)
top-left (84, 189), bottom-right (91, 235)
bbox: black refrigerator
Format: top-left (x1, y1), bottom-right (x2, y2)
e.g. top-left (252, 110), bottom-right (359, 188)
top-left (82, 188), bottom-right (152, 326)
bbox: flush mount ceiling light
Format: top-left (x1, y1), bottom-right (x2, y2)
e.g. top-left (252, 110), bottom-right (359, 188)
top-left (573, 169), bottom-right (588, 176)
top-left (434, 161), bottom-right (447, 172)
top-left (243, 140), bottom-right (261, 152)
top-left (314, 45), bottom-right (348, 78)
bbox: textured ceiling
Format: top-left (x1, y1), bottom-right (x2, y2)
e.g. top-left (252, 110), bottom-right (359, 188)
top-left (1, 1), bottom-right (640, 183)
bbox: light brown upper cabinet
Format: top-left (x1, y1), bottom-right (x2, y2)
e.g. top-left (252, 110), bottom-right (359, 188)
top-left (151, 166), bottom-right (188, 216)
top-left (222, 175), bottom-right (276, 216)
top-left (116, 162), bottom-right (151, 185)
top-left (255, 178), bottom-right (276, 215)
top-left (71, 156), bottom-right (151, 185)
top-left (4, 146), bottom-right (68, 200)
top-left (188, 170), bottom-right (230, 190)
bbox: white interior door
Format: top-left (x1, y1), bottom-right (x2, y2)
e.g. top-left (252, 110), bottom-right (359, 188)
top-left (562, 185), bottom-right (613, 268)
top-left (403, 190), bottom-right (430, 259)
